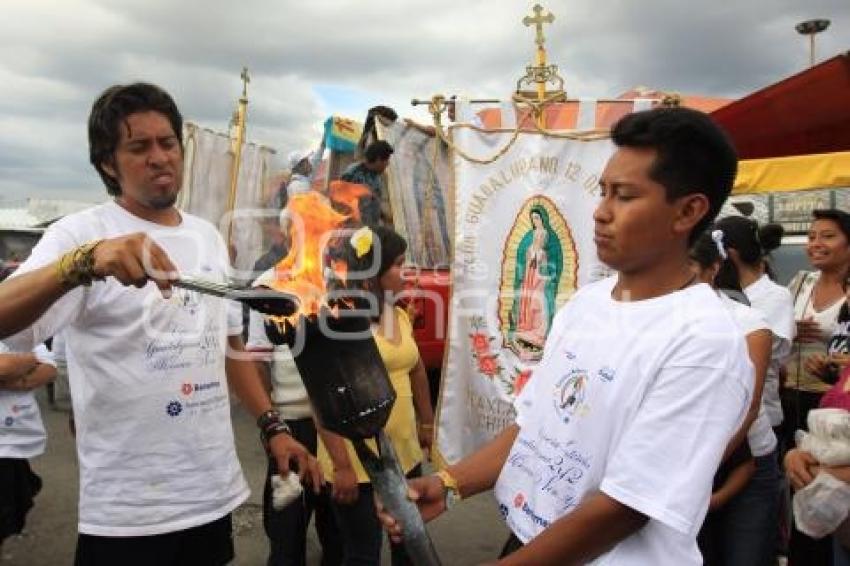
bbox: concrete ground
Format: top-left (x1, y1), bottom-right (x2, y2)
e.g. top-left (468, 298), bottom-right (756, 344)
top-left (1, 392), bottom-right (508, 565)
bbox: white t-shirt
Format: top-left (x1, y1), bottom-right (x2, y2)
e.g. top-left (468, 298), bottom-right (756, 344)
top-left (494, 278), bottom-right (753, 565)
top-left (5, 201), bottom-right (249, 536)
top-left (788, 270), bottom-right (846, 393)
top-left (720, 293), bottom-right (777, 457)
top-left (246, 309), bottom-right (311, 420)
top-left (0, 343), bottom-right (55, 459)
top-left (744, 274), bottom-right (795, 426)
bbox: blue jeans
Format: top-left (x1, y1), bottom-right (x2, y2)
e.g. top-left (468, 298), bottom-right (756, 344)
top-left (835, 539), bottom-right (850, 566)
top-left (722, 452), bottom-right (781, 566)
top-left (700, 452), bottom-right (781, 566)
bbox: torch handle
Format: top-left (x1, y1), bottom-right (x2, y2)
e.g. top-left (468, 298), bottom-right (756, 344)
top-left (353, 433), bottom-right (442, 566)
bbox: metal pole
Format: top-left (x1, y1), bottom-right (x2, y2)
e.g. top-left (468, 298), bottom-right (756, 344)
top-left (810, 33), bottom-right (815, 67)
top-left (226, 67), bottom-right (250, 249)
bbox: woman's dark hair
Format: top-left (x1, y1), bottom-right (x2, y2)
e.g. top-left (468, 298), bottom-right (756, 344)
top-left (689, 228), bottom-right (743, 294)
top-left (812, 209), bottom-right (850, 243)
top-left (611, 107), bottom-right (738, 243)
top-left (331, 225), bottom-right (407, 319)
top-left (88, 83), bottom-right (183, 196)
top-left (689, 229), bottom-right (722, 269)
top-left (374, 225), bottom-right (408, 278)
top-left (713, 216), bottom-right (783, 268)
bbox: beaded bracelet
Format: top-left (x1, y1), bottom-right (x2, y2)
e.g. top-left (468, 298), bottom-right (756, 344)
top-left (56, 240), bottom-right (104, 288)
top-left (261, 420), bottom-right (293, 446)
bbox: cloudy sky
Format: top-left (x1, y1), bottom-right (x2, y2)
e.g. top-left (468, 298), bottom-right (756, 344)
top-left (1, 0), bottom-right (847, 203)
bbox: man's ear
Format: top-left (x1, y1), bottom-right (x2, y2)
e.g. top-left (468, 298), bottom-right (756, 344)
top-left (100, 159), bottom-right (118, 181)
top-left (673, 193), bottom-right (710, 236)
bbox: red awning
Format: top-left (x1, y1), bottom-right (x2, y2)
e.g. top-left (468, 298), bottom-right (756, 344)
top-left (711, 52), bottom-right (850, 159)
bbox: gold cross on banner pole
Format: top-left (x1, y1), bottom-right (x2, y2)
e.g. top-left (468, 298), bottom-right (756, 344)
top-left (523, 4), bottom-right (554, 48)
top-left (522, 4), bottom-right (556, 125)
top-left (240, 66), bottom-right (250, 98)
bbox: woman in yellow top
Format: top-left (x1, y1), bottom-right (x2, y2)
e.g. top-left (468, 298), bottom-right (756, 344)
top-left (317, 226), bottom-right (435, 566)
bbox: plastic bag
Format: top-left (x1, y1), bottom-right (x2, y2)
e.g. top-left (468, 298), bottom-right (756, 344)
top-left (796, 409), bottom-right (850, 466)
top-left (793, 471), bottom-right (850, 539)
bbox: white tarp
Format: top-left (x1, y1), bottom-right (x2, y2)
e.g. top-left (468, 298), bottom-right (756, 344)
top-left (178, 122), bottom-right (275, 277)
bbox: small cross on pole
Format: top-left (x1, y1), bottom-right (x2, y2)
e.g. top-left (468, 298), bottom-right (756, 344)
top-left (240, 66), bottom-right (250, 98)
top-left (523, 4), bottom-right (554, 48)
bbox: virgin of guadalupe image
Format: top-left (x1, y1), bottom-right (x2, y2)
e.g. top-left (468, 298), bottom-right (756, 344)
top-left (508, 205), bottom-right (564, 360)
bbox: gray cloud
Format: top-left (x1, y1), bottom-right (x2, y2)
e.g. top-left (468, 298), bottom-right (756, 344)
top-left (1, 0), bottom-right (847, 202)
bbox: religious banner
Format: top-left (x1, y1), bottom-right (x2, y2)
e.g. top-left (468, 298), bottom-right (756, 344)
top-left (377, 120), bottom-right (452, 268)
top-left (435, 125), bottom-right (615, 465)
top-left (178, 122), bottom-right (275, 277)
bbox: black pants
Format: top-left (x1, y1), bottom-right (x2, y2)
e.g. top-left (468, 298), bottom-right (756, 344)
top-left (330, 464), bottom-right (422, 566)
top-left (500, 533), bottom-right (524, 558)
top-left (0, 458), bottom-right (42, 544)
top-left (263, 417), bottom-right (341, 566)
top-left (74, 514), bottom-right (233, 566)
top-left (781, 388), bottom-right (834, 566)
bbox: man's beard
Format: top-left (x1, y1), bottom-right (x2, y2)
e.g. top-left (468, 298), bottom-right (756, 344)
top-left (147, 192), bottom-right (178, 210)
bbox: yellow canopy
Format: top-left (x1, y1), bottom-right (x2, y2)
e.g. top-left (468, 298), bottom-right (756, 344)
top-left (733, 151), bottom-right (850, 194)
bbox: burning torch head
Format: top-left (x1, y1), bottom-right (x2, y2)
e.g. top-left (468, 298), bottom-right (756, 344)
top-left (255, 187), bottom-right (397, 439)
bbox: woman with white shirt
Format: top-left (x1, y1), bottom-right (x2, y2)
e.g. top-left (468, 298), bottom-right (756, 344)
top-left (787, 209), bottom-right (850, 425)
top-left (690, 228), bottom-right (776, 566)
top-left (714, 216), bottom-right (795, 436)
top-left (784, 209), bottom-right (850, 565)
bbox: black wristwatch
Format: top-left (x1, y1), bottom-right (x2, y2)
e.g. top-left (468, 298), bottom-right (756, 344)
top-left (257, 409), bottom-right (282, 430)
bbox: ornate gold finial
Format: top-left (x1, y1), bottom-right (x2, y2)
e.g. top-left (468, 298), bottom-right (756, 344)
top-left (660, 92), bottom-right (682, 107)
top-left (240, 67), bottom-right (250, 98)
top-left (523, 4), bottom-right (555, 48)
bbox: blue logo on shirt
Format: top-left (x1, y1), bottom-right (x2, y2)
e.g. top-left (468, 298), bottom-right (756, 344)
top-left (166, 400), bottom-right (183, 417)
top-left (4, 416), bottom-right (14, 426)
top-left (553, 369), bottom-right (589, 424)
top-left (597, 366), bottom-right (615, 382)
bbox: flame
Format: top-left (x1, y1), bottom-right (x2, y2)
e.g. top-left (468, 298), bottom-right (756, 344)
top-left (264, 182), bottom-right (371, 328)
top-left (328, 180), bottom-right (370, 223)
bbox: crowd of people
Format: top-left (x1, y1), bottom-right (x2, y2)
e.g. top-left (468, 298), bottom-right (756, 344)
top-left (0, 81), bottom-right (848, 566)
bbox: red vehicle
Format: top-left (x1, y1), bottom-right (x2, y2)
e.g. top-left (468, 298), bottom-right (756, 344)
top-left (402, 266), bottom-right (451, 404)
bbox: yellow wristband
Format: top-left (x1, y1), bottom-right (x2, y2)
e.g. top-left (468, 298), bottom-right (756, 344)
top-left (435, 469), bottom-right (460, 498)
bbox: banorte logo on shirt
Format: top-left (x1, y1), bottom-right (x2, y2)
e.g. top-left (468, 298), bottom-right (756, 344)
top-left (514, 493), bottom-right (525, 508)
top-left (179, 381), bottom-right (222, 397)
top-left (513, 492), bottom-right (552, 529)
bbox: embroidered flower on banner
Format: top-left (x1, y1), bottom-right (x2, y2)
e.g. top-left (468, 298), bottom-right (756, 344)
top-left (469, 315), bottom-right (504, 379)
top-left (470, 332), bottom-right (490, 355)
top-left (477, 354), bottom-right (501, 377)
top-left (511, 368), bottom-right (533, 396)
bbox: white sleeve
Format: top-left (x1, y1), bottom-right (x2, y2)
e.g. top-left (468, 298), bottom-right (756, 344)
top-left (226, 301), bottom-right (244, 337)
top-left (599, 345), bottom-right (752, 535)
top-left (4, 223), bottom-right (87, 352)
top-left (246, 310), bottom-right (273, 351)
top-left (763, 289), bottom-right (796, 342)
